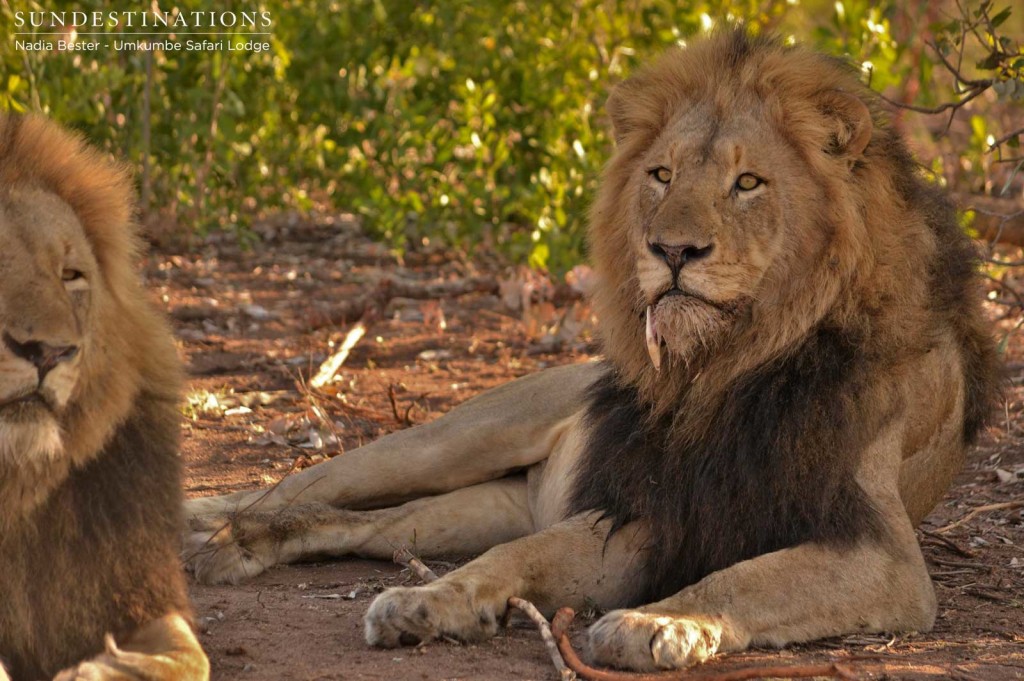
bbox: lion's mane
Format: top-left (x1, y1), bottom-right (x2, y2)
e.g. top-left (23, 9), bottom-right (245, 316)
top-left (570, 31), bottom-right (998, 601)
top-left (0, 115), bottom-right (189, 679)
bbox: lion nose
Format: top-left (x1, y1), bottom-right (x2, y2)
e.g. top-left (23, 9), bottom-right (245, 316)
top-left (3, 332), bottom-right (80, 381)
top-left (648, 241), bottom-right (713, 273)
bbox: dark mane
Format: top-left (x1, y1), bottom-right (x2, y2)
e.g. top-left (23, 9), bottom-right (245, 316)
top-left (0, 394), bottom-right (189, 679)
top-left (570, 325), bottom-right (887, 601)
top-left (880, 127), bottom-right (1001, 443)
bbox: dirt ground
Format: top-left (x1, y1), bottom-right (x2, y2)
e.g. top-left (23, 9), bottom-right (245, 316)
top-left (158, 215), bottom-right (1024, 680)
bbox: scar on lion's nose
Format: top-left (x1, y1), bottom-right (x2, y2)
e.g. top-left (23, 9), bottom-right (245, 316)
top-left (647, 241), bottom-right (714, 272)
top-left (3, 332), bottom-right (79, 380)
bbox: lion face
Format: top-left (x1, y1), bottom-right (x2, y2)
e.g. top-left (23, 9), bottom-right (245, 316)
top-left (589, 35), bottom-right (876, 391)
top-left (0, 114), bottom-right (183, 519)
top-left (0, 190), bottom-right (96, 464)
top-left (630, 103), bottom-right (808, 366)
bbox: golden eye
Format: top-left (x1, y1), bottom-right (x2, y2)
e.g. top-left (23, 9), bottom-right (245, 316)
top-left (61, 268), bottom-right (84, 282)
top-left (649, 167), bottom-right (672, 184)
top-left (735, 173), bottom-right (763, 191)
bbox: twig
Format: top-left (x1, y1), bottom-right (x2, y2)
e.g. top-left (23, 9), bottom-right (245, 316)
top-left (404, 396), bottom-right (423, 425)
top-left (387, 384), bottom-right (415, 426)
top-left (988, 126), bottom-right (1024, 152)
top-left (963, 587), bottom-right (1010, 603)
top-left (930, 558), bottom-right (994, 572)
top-left (550, 608), bottom-right (863, 681)
top-left (508, 597), bottom-right (576, 681)
top-left (310, 320), bottom-right (367, 389)
top-left (878, 84), bottom-right (986, 116)
top-left (392, 547), bottom-right (440, 583)
top-left (935, 500), bottom-right (1024, 533)
top-left (920, 529), bottom-right (976, 558)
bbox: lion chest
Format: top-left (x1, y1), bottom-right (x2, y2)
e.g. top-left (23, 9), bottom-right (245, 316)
top-left (526, 411), bottom-right (589, 530)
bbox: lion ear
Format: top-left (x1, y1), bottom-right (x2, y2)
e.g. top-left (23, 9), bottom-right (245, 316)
top-left (606, 79), bottom-right (663, 144)
top-left (816, 89), bottom-right (873, 159)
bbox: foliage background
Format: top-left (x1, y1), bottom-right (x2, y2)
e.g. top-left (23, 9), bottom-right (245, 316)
top-left (0, 0), bottom-right (1021, 272)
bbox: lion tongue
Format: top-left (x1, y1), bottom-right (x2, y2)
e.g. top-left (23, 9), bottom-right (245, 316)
top-left (645, 306), bottom-right (661, 371)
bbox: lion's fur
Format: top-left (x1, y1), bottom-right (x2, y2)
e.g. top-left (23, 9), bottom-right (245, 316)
top-left (0, 115), bottom-right (194, 679)
top-left (573, 30), bottom-right (998, 601)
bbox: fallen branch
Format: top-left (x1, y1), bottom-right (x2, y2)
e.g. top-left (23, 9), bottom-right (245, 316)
top-left (387, 384), bottom-right (416, 426)
top-left (935, 500), bottom-right (1024, 534)
top-left (509, 597), bottom-right (576, 681)
top-left (309, 320), bottom-right (367, 389)
top-left (392, 547), bottom-right (440, 583)
top-left (920, 529), bottom-right (976, 558)
top-left (549, 608), bottom-right (862, 681)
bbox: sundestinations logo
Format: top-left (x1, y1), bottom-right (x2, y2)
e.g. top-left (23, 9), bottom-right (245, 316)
top-left (11, 7), bottom-right (274, 53)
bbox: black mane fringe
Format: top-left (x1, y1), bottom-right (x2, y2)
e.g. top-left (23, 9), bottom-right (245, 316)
top-left (569, 327), bottom-right (886, 602)
top-left (0, 394), bottom-right (189, 679)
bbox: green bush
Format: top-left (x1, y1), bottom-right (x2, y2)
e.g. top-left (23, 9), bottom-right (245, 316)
top-left (1, 1), bottom-right (1018, 271)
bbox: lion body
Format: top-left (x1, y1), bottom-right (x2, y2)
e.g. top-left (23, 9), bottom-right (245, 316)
top-left (0, 116), bottom-right (207, 680)
top-left (186, 32), bottom-right (996, 671)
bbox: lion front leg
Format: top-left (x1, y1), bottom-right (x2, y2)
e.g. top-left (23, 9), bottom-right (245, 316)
top-left (365, 514), bottom-right (648, 647)
top-left (52, 614), bottom-right (208, 681)
top-left (589, 515), bottom-right (935, 671)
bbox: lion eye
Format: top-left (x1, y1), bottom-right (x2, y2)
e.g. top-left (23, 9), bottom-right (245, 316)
top-left (735, 173), bottom-right (763, 191)
top-left (649, 167), bottom-right (673, 185)
top-left (61, 268), bottom-right (84, 282)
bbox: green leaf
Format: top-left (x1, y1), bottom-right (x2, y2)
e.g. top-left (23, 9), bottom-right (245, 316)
top-left (990, 7), bottom-right (1012, 27)
top-left (977, 52), bottom-right (1003, 70)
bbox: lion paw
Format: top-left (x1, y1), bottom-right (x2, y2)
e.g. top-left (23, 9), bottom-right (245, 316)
top-left (183, 514), bottom-right (277, 585)
top-left (364, 583), bottom-right (503, 647)
top-left (588, 610), bottom-right (722, 671)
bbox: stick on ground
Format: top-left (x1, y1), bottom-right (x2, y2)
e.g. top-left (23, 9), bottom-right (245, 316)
top-left (508, 597), bottom-right (576, 681)
top-left (392, 547), bottom-right (439, 583)
top-left (310, 320), bottom-right (367, 389)
top-left (935, 500), bottom-right (1024, 534)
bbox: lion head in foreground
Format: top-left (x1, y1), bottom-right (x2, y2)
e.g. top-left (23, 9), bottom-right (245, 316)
top-left (0, 115), bottom-right (180, 518)
top-left (588, 31), bottom-right (994, 424)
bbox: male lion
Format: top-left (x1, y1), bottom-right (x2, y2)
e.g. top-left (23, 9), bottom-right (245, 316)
top-left (0, 115), bottom-right (208, 681)
top-left (186, 32), bottom-right (997, 671)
